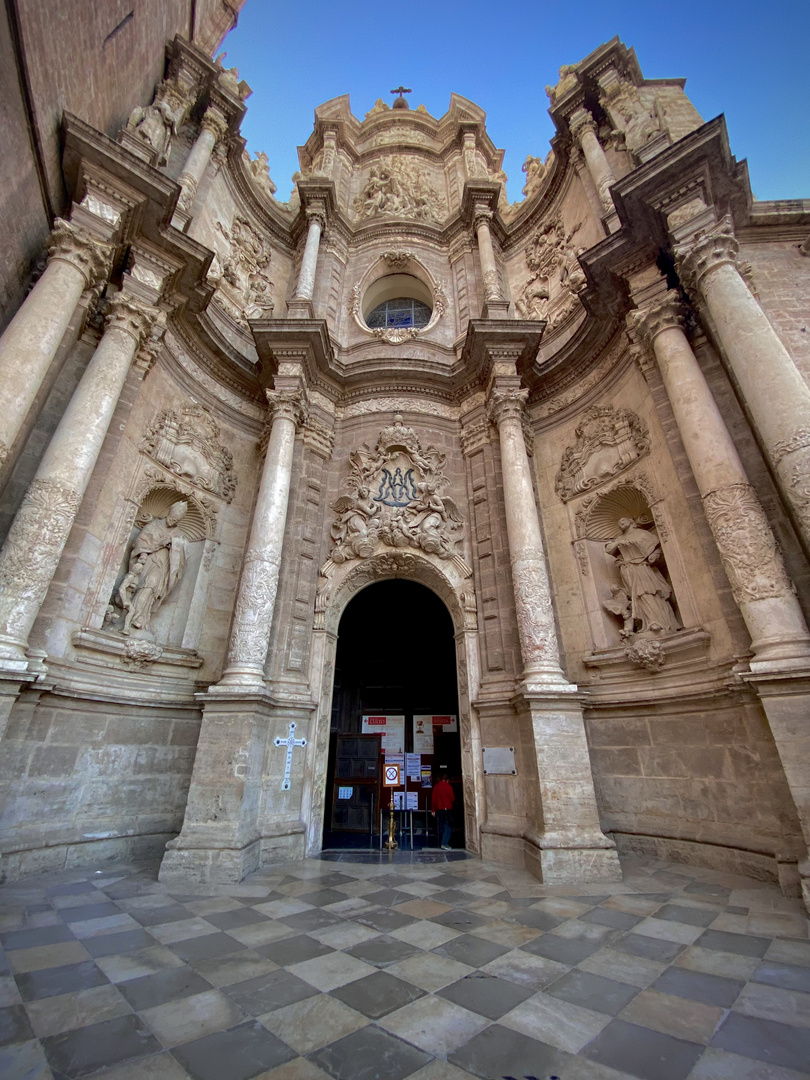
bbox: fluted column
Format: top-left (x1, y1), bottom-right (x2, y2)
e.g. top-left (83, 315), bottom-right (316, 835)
top-left (218, 387), bottom-right (308, 686)
top-left (675, 216), bottom-right (810, 551)
top-left (0, 295), bottom-right (157, 672)
top-left (175, 107), bottom-right (228, 217)
top-left (487, 386), bottom-right (566, 686)
top-left (633, 292), bottom-right (810, 670)
top-left (569, 108), bottom-right (616, 215)
top-left (0, 219), bottom-right (112, 481)
top-left (474, 210), bottom-right (506, 315)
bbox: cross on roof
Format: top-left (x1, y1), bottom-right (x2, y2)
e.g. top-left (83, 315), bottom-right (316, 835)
top-left (390, 86), bottom-right (412, 98)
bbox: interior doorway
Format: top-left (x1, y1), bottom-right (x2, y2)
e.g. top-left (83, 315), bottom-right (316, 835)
top-left (322, 579), bottom-right (463, 851)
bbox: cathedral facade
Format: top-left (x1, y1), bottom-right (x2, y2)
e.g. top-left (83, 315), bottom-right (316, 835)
top-left (2, 3), bottom-right (810, 911)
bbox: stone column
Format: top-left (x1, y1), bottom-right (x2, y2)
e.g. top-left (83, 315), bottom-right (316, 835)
top-left (487, 381), bottom-right (620, 882)
top-left (174, 107), bottom-right (228, 221)
top-left (474, 210), bottom-right (508, 317)
top-left (569, 108), bottom-right (616, 215)
top-left (0, 295), bottom-right (157, 673)
top-left (218, 387), bottom-right (308, 687)
top-left (288, 210), bottom-right (324, 317)
top-left (675, 216), bottom-right (810, 551)
top-left (0, 219), bottom-right (112, 482)
top-left (633, 292), bottom-right (810, 670)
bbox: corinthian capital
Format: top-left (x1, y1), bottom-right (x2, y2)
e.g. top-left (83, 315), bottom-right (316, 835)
top-left (486, 386), bottom-right (529, 427)
top-left (569, 107), bottom-right (598, 145)
top-left (267, 387), bottom-right (309, 429)
top-left (473, 209), bottom-right (493, 232)
top-left (103, 294), bottom-right (161, 348)
top-left (674, 215), bottom-right (739, 294)
top-left (306, 207), bottom-right (327, 232)
top-left (47, 218), bottom-right (113, 291)
top-left (629, 291), bottom-right (687, 352)
top-left (200, 107), bottom-right (229, 144)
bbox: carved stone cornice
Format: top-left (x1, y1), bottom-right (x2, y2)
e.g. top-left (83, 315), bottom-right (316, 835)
top-left (460, 417), bottom-right (491, 457)
top-left (267, 387), bottom-right (309, 429)
top-left (47, 218), bottom-right (113, 291)
top-left (629, 290), bottom-right (687, 352)
top-left (103, 294), bottom-right (161, 348)
top-left (674, 215), bottom-right (739, 294)
top-left (486, 386), bottom-right (528, 427)
top-left (301, 415), bottom-right (335, 458)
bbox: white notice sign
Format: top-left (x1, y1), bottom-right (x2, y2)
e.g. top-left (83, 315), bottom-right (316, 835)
top-left (482, 746), bottom-right (517, 775)
top-left (412, 716), bottom-right (434, 753)
top-left (362, 715), bottom-right (405, 754)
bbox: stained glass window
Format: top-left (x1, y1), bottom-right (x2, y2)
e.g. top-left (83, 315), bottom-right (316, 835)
top-left (366, 298), bottom-right (431, 329)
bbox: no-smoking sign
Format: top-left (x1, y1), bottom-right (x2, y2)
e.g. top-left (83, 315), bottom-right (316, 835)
top-left (383, 764), bottom-right (401, 786)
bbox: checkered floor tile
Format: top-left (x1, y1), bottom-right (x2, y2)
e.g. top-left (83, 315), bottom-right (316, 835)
top-left (1, 851), bottom-right (808, 1080)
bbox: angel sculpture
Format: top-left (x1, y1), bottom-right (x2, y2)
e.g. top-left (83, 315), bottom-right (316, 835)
top-left (402, 481), bottom-right (464, 558)
top-left (330, 486), bottom-right (380, 562)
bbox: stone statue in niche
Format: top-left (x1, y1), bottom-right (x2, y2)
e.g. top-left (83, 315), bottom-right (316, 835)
top-left (555, 405), bottom-right (650, 501)
top-left (327, 415), bottom-right (464, 565)
top-left (125, 80), bottom-right (189, 166)
top-left (352, 157), bottom-right (446, 223)
top-left (140, 403), bottom-right (237, 502)
top-left (208, 216), bottom-right (274, 326)
top-left (600, 75), bottom-right (661, 154)
top-left (604, 517), bottom-right (678, 636)
top-left (118, 501), bottom-right (189, 636)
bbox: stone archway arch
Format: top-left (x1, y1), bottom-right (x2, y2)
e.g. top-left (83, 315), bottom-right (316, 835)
top-left (303, 549), bottom-right (485, 855)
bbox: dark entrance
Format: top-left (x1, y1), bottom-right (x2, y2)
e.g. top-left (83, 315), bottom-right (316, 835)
top-left (323, 579), bottom-right (462, 850)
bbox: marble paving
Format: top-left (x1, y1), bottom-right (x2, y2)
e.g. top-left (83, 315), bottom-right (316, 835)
top-left (1, 851), bottom-right (809, 1080)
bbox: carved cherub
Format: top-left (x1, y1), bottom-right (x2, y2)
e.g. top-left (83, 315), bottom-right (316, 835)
top-left (330, 486), bottom-right (380, 562)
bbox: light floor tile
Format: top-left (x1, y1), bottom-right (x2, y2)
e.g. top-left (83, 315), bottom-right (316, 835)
top-left (287, 952), bottom-right (376, 992)
top-left (259, 993), bottom-right (368, 1054)
top-left (390, 920), bottom-right (461, 950)
top-left (618, 987), bottom-right (724, 1043)
top-left (9, 941), bottom-right (91, 973)
top-left (632, 917), bottom-right (705, 946)
top-left (141, 988), bottom-right (246, 1047)
top-left (733, 981), bottom-right (810, 1027)
top-left (500, 990), bottom-right (610, 1053)
top-left (379, 993), bottom-right (490, 1057)
top-left (25, 983), bottom-right (132, 1038)
top-left (674, 945), bottom-right (760, 982)
top-left (577, 948), bottom-right (667, 988)
top-left (386, 952), bottom-right (474, 993)
top-left (95, 945), bottom-right (186, 982)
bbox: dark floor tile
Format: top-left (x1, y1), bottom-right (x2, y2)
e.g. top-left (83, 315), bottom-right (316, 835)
top-left (355, 909), bottom-right (416, 933)
top-left (366, 873), bottom-right (412, 888)
top-left (224, 969), bottom-right (318, 1015)
top-left (118, 965), bottom-right (211, 1010)
top-left (99, 881), bottom-right (160, 901)
top-left (204, 907), bottom-right (270, 931)
top-left (0, 1004), bottom-right (35, 1046)
top-left (612, 931), bottom-right (686, 964)
top-left (330, 970), bottom-right (425, 1018)
top-left (547, 968), bottom-right (640, 1016)
top-left (449, 1022), bottom-right (568, 1079)
top-left (309, 1023), bottom-right (431, 1080)
top-left (579, 907), bottom-right (642, 931)
top-left (572, 894), bottom-right (613, 906)
top-left (346, 935), bottom-right (420, 967)
top-left (130, 904), bottom-right (196, 928)
top-left (169, 932), bottom-right (246, 963)
top-left (684, 881), bottom-right (731, 899)
top-left (521, 932), bottom-right (601, 965)
top-left (296, 889), bottom-right (354, 908)
top-left (42, 1013), bottom-right (161, 1078)
top-left (172, 1019), bottom-right (295, 1080)
top-left (419, 873), bottom-right (465, 888)
top-left (697, 928), bottom-right (771, 957)
top-left (15, 960), bottom-right (109, 1001)
top-left (361, 888), bottom-right (411, 908)
top-left (304, 872), bottom-right (355, 887)
top-left (83, 928), bottom-right (156, 957)
top-left (258, 934), bottom-right (333, 967)
top-left (653, 966), bottom-right (744, 1008)
top-left (583, 1018), bottom-right (703, 1080)
top-left (46, 882), bottom-right (97, 898)
top-left (279, 908), bottom-right (342, 933)
top-left (434, 933), bottom-right (510, 968)
top-left (725, 905), bottom-right (749, 915)
top-left (507, 908), bottom-right (565, 931)
top-left (439, 972), bottom-right (533, 1019)
top-left (429, 889), bottom-right (477, 907)
top-left (429, 908), bottom-right (487, 932)
top-left (654, 903), bottom-right (718, 928)
top-left (711, 1011), bottom-right (810, 1073)
top-left (1, 924), bottom-right (76, 950)
top-left (59, 902), bottom-right (122, 923)
top-left (753, 960), bottom-right (810, 994)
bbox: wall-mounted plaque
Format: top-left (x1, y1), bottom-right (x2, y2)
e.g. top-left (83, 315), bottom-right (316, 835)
top-left (483, 746), bottom-right (516, 775)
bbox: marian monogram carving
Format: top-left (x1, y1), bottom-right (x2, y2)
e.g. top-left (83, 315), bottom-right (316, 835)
top-left (141, 403), bottom-right (237, 502)
top-left (353, 157), bottom-right (446, 223)
top-left (329, 415), bottom-right (464, 564)
top-left (515, 216), bottom-right (587, 329)
top-left (209, 216), bottom-right (274, 326)
top-left (555, 406), bottom-right (651, 501)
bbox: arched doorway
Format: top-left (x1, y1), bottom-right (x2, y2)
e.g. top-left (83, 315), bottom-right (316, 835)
top-left (322, 579), bottom-right (462, 850)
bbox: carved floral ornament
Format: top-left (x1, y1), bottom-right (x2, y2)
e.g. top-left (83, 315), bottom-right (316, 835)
top-left (325, 415), bottom-right (465, 568)
top-left (140, 403), bottom-right (237, 502)
top-left (555, 405), bottom-right (651, 501)
top-left (515, 216), bottom-right (588, 330)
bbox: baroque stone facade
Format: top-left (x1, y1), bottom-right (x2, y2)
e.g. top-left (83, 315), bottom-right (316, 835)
top-left (1, 20), bottom-right (810, 911)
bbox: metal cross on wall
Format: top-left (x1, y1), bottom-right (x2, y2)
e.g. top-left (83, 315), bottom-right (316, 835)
top-left (273, 722), bottom-right (307, 791)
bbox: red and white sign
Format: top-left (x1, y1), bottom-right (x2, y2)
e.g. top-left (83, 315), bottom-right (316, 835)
top-left (362, 714), bottom-right (404, 754)
top-left (383, 763), bottom-right (401, 787)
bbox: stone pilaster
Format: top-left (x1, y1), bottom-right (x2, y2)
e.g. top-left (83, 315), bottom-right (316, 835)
top-left (0, 293), bottom-right (158, 673)
top-left (675, 216), bottom-right (810, 553)
top-left (0, 220), bottom-right (113, 484)
top-left (569, 108), bottom-right (616, 217)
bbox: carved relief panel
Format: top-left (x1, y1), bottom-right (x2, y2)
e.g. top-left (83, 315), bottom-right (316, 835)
top-left (555, 405), bottom-right (650, 501)
top-left (514, 216), bottom-right (588, 330)
top-left (140, 403), bottom-right (237, 502)
top-left (352, 157), bottom-right (447, 224)
top-left (208, 216), bottom-right (274, 326)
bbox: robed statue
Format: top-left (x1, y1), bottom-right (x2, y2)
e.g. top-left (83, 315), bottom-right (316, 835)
top-left (604, 517), bottom-right (678, 635)
top-left (119, 501), bottom-right (189, 635)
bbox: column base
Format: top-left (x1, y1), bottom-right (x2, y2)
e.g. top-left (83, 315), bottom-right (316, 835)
top-left (0, 674), bottom-right (30, 740)
top-left (159, 835), bottom-right (261, 886)
top-left (481, 299), bottom-right (510, 318)
top-left (524, 837), bottom-right (622, 885)
top-left (287, 298), bottom-right (314, 318)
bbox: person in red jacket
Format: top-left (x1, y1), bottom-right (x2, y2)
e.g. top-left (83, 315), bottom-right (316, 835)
top-left (431, 772), bottom-right (455, 849)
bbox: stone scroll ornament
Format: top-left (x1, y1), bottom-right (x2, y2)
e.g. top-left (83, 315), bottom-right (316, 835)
top-left (329, 415), bottom-right (464, 564)
top-left (555, 405), bottom-right (650, 501)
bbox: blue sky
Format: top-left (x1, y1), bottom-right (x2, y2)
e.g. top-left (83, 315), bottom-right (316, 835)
top-left (221, 1), bottom-right (807, 205)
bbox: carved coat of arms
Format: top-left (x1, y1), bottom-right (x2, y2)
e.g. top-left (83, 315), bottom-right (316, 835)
top-left (140, 403), bottom-right (237, 502)
top-left (329, 415), bottom-right (463, 563)
top-left (555, 405), bottom-right (650, 501)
